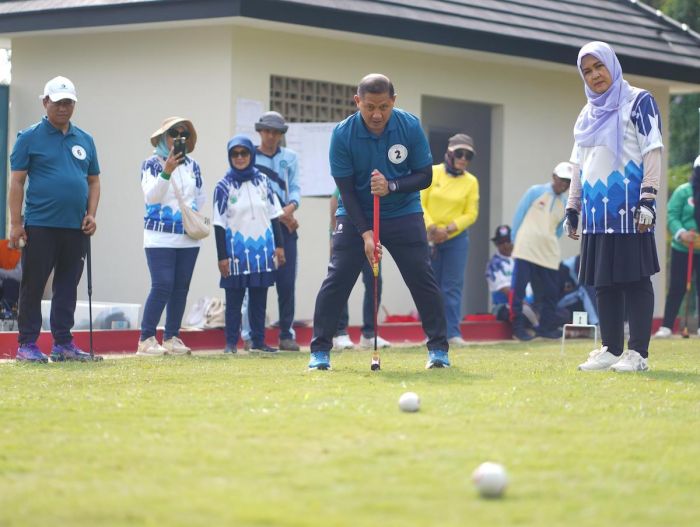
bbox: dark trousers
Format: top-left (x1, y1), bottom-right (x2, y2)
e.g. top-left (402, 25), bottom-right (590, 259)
top-left (311, 213), bottom-right (447, 352)
top-left (1, 279), bottom-right (20, 309)
top-left (140, 247), bottom-right (199, 341)
top-left (662, 248), bottom-right (700, 328)
top-left (18, 226), bottom-right (86, 345)
top-left (597, 277), bottom-right (654, 357)
top-left (225, 286), bottom-right (268, 347)
top-left (276, 226), bottom-right (297, 340)
top-left (336, 261), bottom-right (381, 338)
top-left (511, 258), bottom-right (559, 332)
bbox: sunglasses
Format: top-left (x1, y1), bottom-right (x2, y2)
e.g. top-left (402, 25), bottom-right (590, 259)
top-left (167, 128), bottom-right (191, 139)
top-left (230, 150), bottom-right (251, 159)
top-left (453, 149), bottom-right (474, 161)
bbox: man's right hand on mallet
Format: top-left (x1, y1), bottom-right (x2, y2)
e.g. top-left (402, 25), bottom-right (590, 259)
top-left (362, 230), bottom-right (382, 268)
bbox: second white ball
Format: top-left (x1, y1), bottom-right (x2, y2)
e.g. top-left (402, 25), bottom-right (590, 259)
top-left (398, 391), bottom-right (420, 412)
top-left (472, 462), bottom-right (508, 498)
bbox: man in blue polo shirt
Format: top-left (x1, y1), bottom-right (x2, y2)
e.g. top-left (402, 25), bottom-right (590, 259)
top-left (309, 73), bottom-right (448, 370)
top-left (9, 76), bottom-right (101, 363)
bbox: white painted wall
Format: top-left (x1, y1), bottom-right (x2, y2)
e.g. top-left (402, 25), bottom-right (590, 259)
top-left (7, 20), bottom-right (676, 326)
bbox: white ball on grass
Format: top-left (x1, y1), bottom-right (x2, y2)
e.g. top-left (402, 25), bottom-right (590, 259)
top-left (398, 391), bottom-right (420, 412)
top-left (472, 462), bottom-right (508, 498)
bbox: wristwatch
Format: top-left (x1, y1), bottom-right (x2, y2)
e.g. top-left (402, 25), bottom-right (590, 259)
top-left (388, 180), bottom-right (398, 193)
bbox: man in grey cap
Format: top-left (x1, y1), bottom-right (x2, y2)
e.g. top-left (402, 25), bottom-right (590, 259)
top-left (240, 111), bottom-right (301, 351)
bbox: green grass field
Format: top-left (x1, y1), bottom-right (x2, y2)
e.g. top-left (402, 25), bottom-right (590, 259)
top-left (1, 339), bottom-right (699, 527)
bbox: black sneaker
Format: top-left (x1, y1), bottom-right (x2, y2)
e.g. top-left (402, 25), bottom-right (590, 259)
top-left (250, 343), bottom-right (278, 353)
top-left (536, 328), bottom-right (562, 339)
top-left (513, 328), bottom-right (535, 341)
top-left (279, 338), bottom-right (300, 352)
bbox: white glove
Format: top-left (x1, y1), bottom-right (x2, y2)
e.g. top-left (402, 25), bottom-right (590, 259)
top-left (636, 206), bottom-right (654, 227)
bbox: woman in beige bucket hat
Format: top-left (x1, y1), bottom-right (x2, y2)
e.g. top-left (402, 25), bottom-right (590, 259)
top-left (137, 117), bottom-right (206, 357)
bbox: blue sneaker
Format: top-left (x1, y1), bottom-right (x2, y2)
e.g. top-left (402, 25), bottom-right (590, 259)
top-left (16, 343), bottom-right (49, 363)
top-left (308, 351), bottom-right (331, 370)
top-left (51, 342), bottom-right (103, 362)
top-left (426, 350), bottom-right (450, 369)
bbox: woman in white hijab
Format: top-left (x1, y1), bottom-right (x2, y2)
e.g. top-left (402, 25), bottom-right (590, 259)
top-left (564, 41), bottom-right (663, 372)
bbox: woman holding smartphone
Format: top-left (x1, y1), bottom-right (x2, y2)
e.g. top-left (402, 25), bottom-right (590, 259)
top-left (137, 116), bottom-right (205, 356)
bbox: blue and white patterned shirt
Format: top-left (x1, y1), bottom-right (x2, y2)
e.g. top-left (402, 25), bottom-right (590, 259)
top-left (571, 88), bottom-right (663, 235)
top-left (212, 173), bottom-right (282, 287)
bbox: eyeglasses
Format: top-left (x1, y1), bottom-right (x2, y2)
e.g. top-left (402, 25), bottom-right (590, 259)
top-left (230, 150), bottom-right (251, 158)
top-left (167, 128), bottom-right (191, 139)
top-left (453, 149), bottom-right (474, 161)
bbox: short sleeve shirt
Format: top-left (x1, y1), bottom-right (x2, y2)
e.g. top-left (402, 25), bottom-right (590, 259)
top-left (330, 108), bottom-right (432, 220)
top-left (10, 117), bottom-right (100, 229)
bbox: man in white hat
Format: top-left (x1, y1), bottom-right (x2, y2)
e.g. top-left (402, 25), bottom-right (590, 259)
top-left (510, 161), bottom-right (572, 341)
top-left (8, 75), bottom-right (101, 362)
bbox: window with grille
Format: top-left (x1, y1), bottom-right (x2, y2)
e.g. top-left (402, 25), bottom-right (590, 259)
top-left (270, 75), bottom-right (356, 123)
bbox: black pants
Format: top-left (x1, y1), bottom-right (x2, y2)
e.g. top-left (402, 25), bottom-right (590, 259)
top-left (596, 277), bottom-right (654, 357)
top-left (276, 225), bottom-right (297, 340)
top-left (511, 258), bottom-right (559, 332)
top-left (18, 226), bottom-right (87, 345)
top-left (336, 260), bottom-right (380, 338)
top-left (311, 213), bottom-right (447, 352)
top-left (661, 248), bottom-right (700, 328)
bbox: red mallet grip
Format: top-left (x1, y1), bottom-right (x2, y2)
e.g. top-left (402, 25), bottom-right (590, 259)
top-left (373, 194), bottom-right (380, 277)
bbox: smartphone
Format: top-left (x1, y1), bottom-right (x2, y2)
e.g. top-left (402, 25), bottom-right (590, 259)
top-left (173, 137), bottom-right (187, 163)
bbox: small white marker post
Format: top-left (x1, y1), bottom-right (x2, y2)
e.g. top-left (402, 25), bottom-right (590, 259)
top-left (561, 311), bottom-right (599, 355)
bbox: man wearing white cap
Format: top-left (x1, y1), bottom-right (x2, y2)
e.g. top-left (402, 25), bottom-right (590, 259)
top-left (8, 76), bottom-right (101, 363)
top-left (510, 162), bottom-right (572, 340)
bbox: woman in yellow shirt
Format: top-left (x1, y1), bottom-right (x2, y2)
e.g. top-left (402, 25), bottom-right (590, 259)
top-left (421, 134), bottom-right (479, 347)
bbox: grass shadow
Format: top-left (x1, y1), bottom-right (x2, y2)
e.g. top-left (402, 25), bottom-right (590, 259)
top-left (641, 369), bottom-right (700, 384)
top-left (372, 369), bottom-right (490, 384)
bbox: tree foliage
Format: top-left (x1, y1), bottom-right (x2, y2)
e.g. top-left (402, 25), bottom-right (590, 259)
top-left (643, 0), bottom-right (700, 167)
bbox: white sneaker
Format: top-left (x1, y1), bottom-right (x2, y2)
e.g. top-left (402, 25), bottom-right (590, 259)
top-left (136, 336), bottom-right (167, 356)
top-left (654, 326), bottom-right (672, 338)
top-left (360, 335), bottom-right (392, 348)
top-left (610, 350), bottom-right (649, 372)
top-left (577, 346), bottom-right (621, 371)
top-left (162, 336), bottom-right (191, 355)
top-left (333, 334), bottom-right (355, 350)
top-left (448, 336), bottom-right (468, 347)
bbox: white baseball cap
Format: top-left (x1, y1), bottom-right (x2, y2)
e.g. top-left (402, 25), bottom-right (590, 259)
top-left (40, 76), bottom-right (77, 102)
top-left (553, 161), bottom-right (574, 180)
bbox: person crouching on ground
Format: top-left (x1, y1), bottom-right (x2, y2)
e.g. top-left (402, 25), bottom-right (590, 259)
top-left (213, 135), bottom-right (285, 354)
top-left (137, 117), bottom-right (205, 357)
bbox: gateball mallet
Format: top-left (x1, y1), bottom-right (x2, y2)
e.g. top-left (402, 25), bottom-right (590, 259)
top-left (682, 239), bottom-right (694, 339)
top-left (371, 193), bottom-right (381, 371)
top-left (86, 237), bottom-right (102, 361)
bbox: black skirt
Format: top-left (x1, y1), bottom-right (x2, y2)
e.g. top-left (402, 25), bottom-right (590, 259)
top-left (579, 233), bottom-right (660, 288)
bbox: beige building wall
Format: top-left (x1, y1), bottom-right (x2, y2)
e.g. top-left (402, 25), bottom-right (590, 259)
top-left (7, 19), bottom-right (671, 327)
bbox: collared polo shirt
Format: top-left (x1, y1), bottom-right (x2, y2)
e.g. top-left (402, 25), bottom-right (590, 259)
top-left (255, 146), bottom-right (301, 208)
top-left (330, 108), bottom-right (432, 220)
top-left (10, 116), bottom-right (100, 229)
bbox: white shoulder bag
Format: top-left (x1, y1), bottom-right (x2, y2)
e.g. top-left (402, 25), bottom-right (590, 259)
top-left (171, 169), bottom-right (211, 240)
